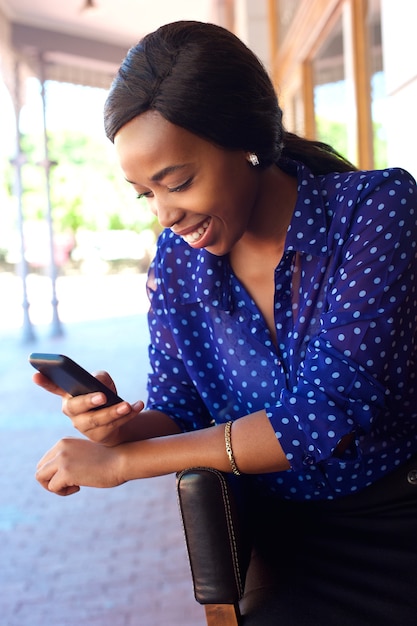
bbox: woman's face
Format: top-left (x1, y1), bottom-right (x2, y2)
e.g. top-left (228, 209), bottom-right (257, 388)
top-left (114, 111), bottom-right (260, 256)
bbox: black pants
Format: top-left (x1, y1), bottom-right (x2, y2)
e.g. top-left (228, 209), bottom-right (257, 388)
top-left (242, 456), bottom-right (417, 625)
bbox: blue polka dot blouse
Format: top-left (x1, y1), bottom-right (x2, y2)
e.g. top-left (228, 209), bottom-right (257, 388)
top-left (146, 159), bottom-right (417, 500)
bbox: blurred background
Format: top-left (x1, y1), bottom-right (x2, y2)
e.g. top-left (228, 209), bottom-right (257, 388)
top-left (0, 1), bottom-right (416, 624)
top-left (0, 0), bottom-right (416, 341)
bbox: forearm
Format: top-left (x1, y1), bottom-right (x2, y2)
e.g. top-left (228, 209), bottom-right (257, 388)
top-left (116, 408), bottom-right (182, 443)
top-left (36, 410), bottom-right (291, 495)
top-left (117, 409), bottom-right (290, 481)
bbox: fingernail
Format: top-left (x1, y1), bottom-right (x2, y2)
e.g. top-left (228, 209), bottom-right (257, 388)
top-left (91, 393), bottom-right (104, 405)
top-left (116, 403), bottom-right (130, 415)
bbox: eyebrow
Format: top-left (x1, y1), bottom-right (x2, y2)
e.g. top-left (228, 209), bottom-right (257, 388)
top-left (151, 164), bottom-right (189, 182)
top-left (125, 164), bottom-right (189, 186)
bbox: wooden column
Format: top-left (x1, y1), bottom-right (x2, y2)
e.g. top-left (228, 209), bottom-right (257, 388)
top-left (349, 0), bottom-right (374, 169)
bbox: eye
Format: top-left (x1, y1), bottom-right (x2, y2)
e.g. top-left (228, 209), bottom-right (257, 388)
top-left (167, 178), bottom-right (192, 193)
top-left (136, 191), bottom-right (152, 200)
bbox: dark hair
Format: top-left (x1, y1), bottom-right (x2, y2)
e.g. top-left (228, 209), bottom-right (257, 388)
top-left (104, 21), bottom-right (356, 174)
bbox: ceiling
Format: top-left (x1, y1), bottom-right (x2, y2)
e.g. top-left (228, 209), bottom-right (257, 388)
top-left (0, 0), bottom-right (218, 86)
top-left (0, 0), bottom-right (215, 47)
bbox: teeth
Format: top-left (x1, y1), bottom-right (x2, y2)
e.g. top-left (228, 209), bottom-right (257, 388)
top-left (183, 220), bottom-right (210, 244)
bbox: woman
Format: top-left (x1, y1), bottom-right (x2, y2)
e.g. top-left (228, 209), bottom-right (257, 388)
top-left (35, 21), bottom-right (417, 624)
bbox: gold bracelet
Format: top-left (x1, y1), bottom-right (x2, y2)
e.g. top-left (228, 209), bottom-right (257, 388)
top-left (224, 420), bottom-right (241, 476)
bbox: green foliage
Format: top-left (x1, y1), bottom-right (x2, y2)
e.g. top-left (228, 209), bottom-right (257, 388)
top-left (315, 116), bottom-right (349, 162)
top-left (316, 116), bottom-right (388, 169)
top-left (11, 128), bottom-right (158, 235)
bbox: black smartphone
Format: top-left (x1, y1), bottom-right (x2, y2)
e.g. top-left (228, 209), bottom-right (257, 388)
top-left (28, 353), bottom-right (124, 408)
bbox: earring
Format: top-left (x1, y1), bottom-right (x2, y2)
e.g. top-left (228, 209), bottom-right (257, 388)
top-left (247, 153), bottom-right (260, 166)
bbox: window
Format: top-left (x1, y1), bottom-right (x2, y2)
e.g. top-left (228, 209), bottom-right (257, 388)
top-left (312, 14), bottom-right (352, 161)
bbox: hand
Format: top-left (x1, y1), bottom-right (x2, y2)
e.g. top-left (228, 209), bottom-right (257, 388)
top-left (32, 370), bottom-right (144, 446)
top-left (36, 437), bottom-right (125, 496)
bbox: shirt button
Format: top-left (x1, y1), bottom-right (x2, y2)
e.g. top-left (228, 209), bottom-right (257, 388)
top-left (303, 454), bottom-right (315, 466)
top-left (407, 469), bottom-right (417, 485)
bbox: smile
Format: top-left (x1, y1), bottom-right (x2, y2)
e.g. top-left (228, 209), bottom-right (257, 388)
top-left (182, 219), bottom-right (211, 244)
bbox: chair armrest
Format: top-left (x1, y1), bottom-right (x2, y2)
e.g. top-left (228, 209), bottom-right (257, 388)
top-left (177, 467), bottom-right (251, 605)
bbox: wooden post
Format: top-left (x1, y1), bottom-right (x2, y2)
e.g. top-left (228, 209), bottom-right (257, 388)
top-left (204, 603), bottom-right (241, 626)
top-left (349, 0), bottom-right (374, 169)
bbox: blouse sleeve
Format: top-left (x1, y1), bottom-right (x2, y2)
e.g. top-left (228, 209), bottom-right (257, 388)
top-left (145, 261), bottom-right (214, 432)
top-left (266, 168), bottom-right (417, 470)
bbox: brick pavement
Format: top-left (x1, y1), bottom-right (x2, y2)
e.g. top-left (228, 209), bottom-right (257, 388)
top-left (0, 273), bottom-right (205, 626)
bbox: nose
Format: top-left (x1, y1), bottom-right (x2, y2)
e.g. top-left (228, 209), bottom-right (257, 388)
top-left (149, 196), bottom-right (182, 229)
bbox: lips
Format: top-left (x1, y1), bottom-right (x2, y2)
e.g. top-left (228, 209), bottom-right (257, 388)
top-left (177, 219), bottom-right (211, 245)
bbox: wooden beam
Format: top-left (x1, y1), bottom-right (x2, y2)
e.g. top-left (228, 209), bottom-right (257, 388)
top-left (272, 0), bottom-right (341, 88)
top-left (302, 59), bottom-right (316, 139)
top-left (267, 0), bottom-right (279, 82)
top-left (349, 0), bottom-right (374, 169)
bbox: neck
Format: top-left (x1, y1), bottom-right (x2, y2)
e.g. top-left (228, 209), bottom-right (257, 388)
top-left (232, 165), bottom-right (297, 263)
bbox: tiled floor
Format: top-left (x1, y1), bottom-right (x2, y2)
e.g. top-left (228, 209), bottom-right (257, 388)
top-left (0, 273), bottom-right (205, 626)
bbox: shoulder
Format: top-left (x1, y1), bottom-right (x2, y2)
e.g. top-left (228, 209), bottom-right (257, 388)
top-left (320, 167), bottom-right (416, 226)
top-left (320, 166), bottom-right (416, 200)
top-left (288, 159), bottom-right (415, 207)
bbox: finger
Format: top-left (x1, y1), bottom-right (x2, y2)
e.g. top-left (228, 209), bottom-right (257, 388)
top-left (55, 485), bottom-right (81, 496)
top-left (36, 440), bottom-right (63, 470)
top-left (32, 372), bottom-right (70, 399)
top-left (64, 392), bottom-right (132, 419)
top-left (35, 456), bottom-right (57, 490)
top-left (92, 370), bottom-right (118, 394)
top-left (62, 402), bottom-right (137, 446)
top-left (48, 473), bottom-right (81, 496)
top-left (62, 391), bottom-right (108, 416)
top-left (37, 467), bottom-right (80, 496)
top-left (79, 403), bottom-right (139, 438)
top-left (36, 448), bottom-right (81, 496)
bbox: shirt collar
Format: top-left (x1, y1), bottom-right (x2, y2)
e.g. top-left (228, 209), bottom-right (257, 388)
top-left (280, 159), bottom-right (329, 258)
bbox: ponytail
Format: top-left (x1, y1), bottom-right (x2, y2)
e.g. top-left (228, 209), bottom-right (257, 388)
top-left (281, 132), bottom-right (357, 174)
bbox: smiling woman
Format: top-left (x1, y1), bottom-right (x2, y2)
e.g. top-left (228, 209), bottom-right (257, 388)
top-left (33, 20), bottom-right (417, 626)
top-left (113, 110), bottom-right (269, 257)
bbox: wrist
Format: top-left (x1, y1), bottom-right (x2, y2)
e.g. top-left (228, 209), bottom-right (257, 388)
top-left (102, 425), bottom-right (124, 447)
top-left (114, 441), bottom-right (136, 483)
top-left (114, 439), bottom-right (162, 482)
